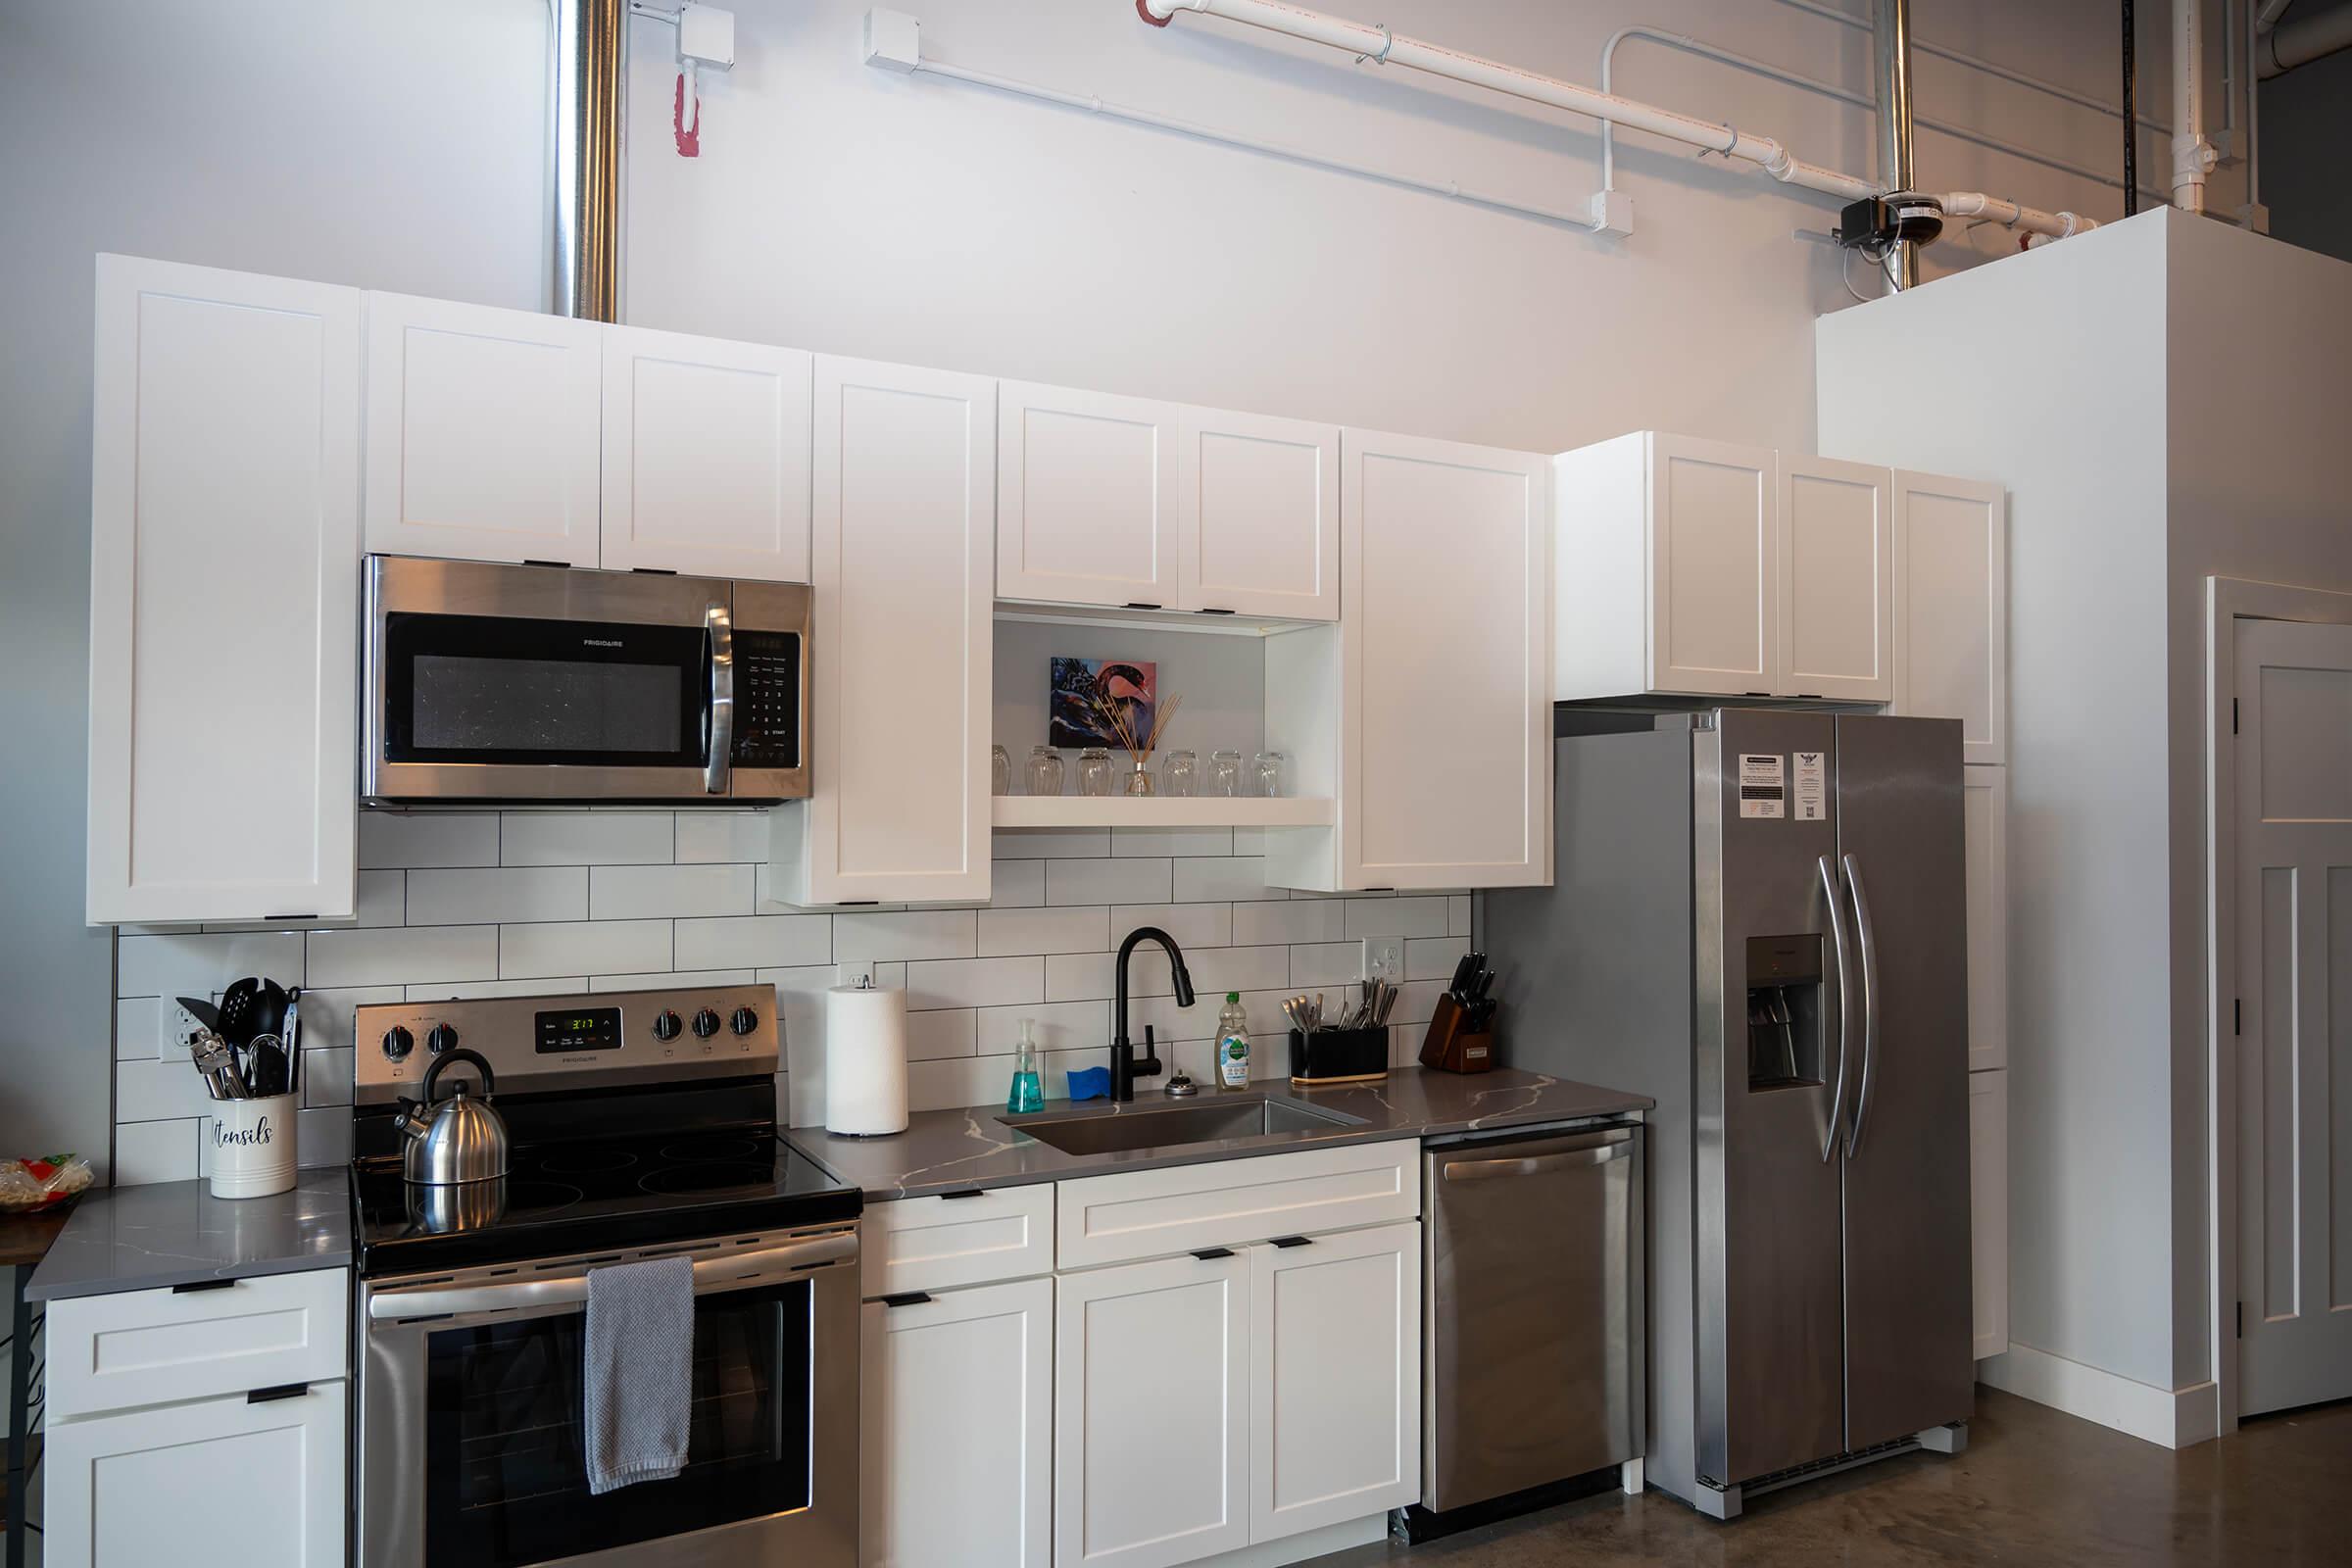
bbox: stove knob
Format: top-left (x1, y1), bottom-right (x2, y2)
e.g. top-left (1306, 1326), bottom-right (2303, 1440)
top-left (426, 1023), bottom-right (460, 1056)
top-left (692, 1007), bottom-right (722, 1040)
top-left (651, 1009), bottom-right (683, 1042)
top-left (379, 1025), bottom-right (415, 1061)
top-left (730, 1005), bottom-right (760, 1037)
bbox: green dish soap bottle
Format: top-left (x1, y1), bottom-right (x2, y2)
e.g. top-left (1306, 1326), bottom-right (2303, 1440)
top-left (1216, 993), bottom-right (1251, 1090)
top-left (1005, 1017), bottom-right (1044, 1114)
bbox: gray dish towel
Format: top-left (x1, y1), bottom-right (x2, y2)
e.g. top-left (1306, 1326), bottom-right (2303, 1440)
top-left (584, 1254), bottom-right (695, 1494)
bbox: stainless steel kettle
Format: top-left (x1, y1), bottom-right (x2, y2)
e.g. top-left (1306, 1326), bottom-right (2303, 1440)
top-left (395, 1049), bottom-right (509, 1185)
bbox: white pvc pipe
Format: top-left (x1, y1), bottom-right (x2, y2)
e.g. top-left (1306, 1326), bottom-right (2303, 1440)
top-left (2260, 1), bottom-right (2352, 74)
top-left (1939, 191), bottom-right (2099, 243)
top-left (2175, 0), bottom-right (2211, 214)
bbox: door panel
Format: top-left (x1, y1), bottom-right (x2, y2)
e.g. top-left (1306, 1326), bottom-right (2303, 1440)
top-left (999, 382), bottom-right (1177, 609)
top-left (1779, 457), bottom-right (1891, 702)
top-left (2235, 618), bottom-right (2352, 1416)
top-left (1177, 408), bottom-right (1339, 620)
top-left (1835, 715), bottom-right (1975, 1449)
top-left (1696, 710), bottom-right (1845, 1485)
top-left (1891, 471), bottom-right (2006, 764)
top-left (1963, 766), bottom-right (2008, 1072)
top-left (1649, 436), bottom-right (1775, 696)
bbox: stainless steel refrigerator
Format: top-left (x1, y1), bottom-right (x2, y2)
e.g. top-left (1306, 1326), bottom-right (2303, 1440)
top-left (1487, 710), bottom-right (1973, 1519)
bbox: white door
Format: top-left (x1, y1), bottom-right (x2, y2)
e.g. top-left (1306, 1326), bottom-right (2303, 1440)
top-left (998, 381), bottom-right (1177, 609)
top-left (86, 256), bottom-right (359, 925)
top-left (1963, 765), bottom-right (2008, 1073)
top-left (1055, 1251), bottom-right (1250, 1568)
top-left (600, 324), bottom-right (812, 582)
top-left (47, 1381), bottom-right (346, 1567)
top-left (863, 1280), bottom-right (1053, 1568)
top-left (1778, 456), bottom-right (1891, 702)
top-left (2234, 617), bottom-right (2352, 1415)
top-left (1646, 434), bottom-right (1777, 697)
top-left (1248, 1224), bottom-right (1421, 1543)
top-left (363, 291), bottom-right (602, 565)
top-left (782, 356), bottom-right (993, 905)
top-left (1341, 429), bottom-right (1549, 890)
top-left (1969, 1069), bottom-right (2009, 1360)
top-left (1177, 407), bottom-right (1340, 621)
top-left (1891, 470), bottom-right (2007, 765)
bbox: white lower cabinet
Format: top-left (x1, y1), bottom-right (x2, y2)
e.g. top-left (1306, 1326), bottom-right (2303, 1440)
top-left (46, 1363), bottom-right (346, 1568)
top-left (1055, 1250), bottom-right (1251, 1568)
top-left (863, 1278), bottom-right (1054, 1568)
top-left (1970, 1069), bottom-right (2009, 1360)
top-left (1248, 1223), bottom-right (1422, 1543)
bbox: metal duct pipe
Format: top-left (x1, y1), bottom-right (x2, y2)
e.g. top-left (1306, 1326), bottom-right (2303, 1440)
top-left (553, 0), bottom-right (625, 321)
top-left (1877, 0), bottom-right (1919, 287)
top-left (2260, 1), bottom-right (2352, 75)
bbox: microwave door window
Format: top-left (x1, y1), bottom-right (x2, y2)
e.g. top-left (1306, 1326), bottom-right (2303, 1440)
top-left (384, 612), bottom-right (708, 768)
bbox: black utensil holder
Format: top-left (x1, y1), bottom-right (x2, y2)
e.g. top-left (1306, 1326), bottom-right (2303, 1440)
top-left (1288, 1025), bottom-right (1390, 1087)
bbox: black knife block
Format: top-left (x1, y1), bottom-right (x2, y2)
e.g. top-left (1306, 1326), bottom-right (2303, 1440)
top-left (1288, 1026), bottom-right (1390, 1087)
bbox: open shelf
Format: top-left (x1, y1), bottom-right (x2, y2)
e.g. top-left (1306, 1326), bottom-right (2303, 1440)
top-left (992, 797), bottom-right (1335, 829)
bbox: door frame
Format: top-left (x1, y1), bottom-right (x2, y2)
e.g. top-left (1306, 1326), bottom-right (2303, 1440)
top-left (2204, 574), bottom-right (2352, 1435)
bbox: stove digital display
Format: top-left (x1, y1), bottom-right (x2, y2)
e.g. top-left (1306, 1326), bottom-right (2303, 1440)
top-left (535, 1006), bottom-right (623, 1054)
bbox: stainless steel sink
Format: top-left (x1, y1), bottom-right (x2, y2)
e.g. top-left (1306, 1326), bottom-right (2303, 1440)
top-left (1001, 1096), bottom-right (1361, 1156)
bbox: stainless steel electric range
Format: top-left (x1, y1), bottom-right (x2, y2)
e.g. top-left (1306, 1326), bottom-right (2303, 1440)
top-left (348, 984), bottom-right (860, 1568)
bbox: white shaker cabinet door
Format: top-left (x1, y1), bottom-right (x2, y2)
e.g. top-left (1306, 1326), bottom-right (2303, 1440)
top-left (998, 381), bottom-right (1178, 610)
top-left (1962, 765), bottom-right (2007, 1073)
top-left (862, 1279), bottom-right (1053, 1568)
top-left (1054, 1251), bottom-right (1250, 1568)
top-left (1647, 433), bottom-right (1778, 697)
top-left (363, 291), bottom-right (602, 565)
top-left (1892, 470), bottom-right (2007, 764)
top-left (776, 356), bottom-right (994, 906)
top-left (1340, 428), bottom-right (1549, 890)
top-left (1177, 407), bottom-right (1340, 621)
top-left (1248, 1223), bottom-right (1422, 1544)
top-left (600, 324), bottom-right (813, 582)
top-left (1969, 1069), bottom-right (2009, 1360)
top-left (87, 256), bottom-right (359, 924)
top-left (47, 1380), bottom-right (346, 1568)
top-left (1778, 455), bottom-right (1892, 702)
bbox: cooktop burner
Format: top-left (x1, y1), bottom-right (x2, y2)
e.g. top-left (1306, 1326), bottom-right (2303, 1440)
top-left (352, 1126), bottom-right (858, 1277)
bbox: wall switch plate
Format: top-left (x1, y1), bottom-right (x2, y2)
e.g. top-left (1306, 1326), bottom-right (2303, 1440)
top-left (1364, 938), bottom-right (1402, 983)
top-left (838, 960), bottom-right (877, 989)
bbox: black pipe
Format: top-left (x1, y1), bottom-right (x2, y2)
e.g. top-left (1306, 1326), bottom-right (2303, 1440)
top-left (2122, 0), bottom-right (2139, 216)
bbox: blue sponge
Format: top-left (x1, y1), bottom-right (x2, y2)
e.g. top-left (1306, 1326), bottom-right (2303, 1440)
top-left (1065, 1065), bottom-right (1111, 1102)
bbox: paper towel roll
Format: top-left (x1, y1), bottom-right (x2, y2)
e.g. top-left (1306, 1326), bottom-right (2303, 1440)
top-left (825, 984), bottom-right (909, 1136)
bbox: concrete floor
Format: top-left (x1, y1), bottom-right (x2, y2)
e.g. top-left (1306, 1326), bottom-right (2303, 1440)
top-left (1317, 1388), bottom-right (2352, 1566)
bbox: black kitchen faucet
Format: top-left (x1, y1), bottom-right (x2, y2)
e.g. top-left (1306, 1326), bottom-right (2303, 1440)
top-left (1110, 925), bottom-right (1196, 1101)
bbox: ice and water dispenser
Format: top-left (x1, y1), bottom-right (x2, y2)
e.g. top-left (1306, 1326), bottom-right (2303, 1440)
top-left (1745, 934), bottom-right (1825, 1090)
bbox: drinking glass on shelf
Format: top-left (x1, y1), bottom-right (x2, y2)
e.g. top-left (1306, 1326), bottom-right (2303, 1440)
top-left (1077, 747), bottom-right (1114, 797)
top-left (1207, 750), bottom-right (1245, 799)
top-left (1026, 745), bottom-right (1064, 798)
top-left (990, 745), bottom-right (1012, 798)
top-left (1253, 751), bottom-right (1286, 799)
top-left (1160, 749), bottom-right (1198, 798)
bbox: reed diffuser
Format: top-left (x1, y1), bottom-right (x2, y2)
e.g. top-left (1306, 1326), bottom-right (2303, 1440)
top-left (1091, 690), bottom-right (1182, 796)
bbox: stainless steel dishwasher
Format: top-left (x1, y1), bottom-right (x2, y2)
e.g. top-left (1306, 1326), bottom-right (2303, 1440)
top-left (1416, 1121), bottom-right (1643, 1524)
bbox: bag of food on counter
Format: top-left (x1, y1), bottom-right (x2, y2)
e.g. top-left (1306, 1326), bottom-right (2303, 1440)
top-left (0, 1154), bottom-right (94, 1211)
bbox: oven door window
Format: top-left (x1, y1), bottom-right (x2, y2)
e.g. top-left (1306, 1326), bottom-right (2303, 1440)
top-left (383, 612), bottom-right (708, 768)
top-left (423, 1279), bottom-right (813, 1565)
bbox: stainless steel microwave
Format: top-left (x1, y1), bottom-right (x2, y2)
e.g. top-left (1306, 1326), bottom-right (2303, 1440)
top-left (363, 556), bottom-right (809, 804)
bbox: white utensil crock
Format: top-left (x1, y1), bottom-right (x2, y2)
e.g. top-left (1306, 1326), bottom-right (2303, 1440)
top-left (210, 1094), bottom-right (297, 1199)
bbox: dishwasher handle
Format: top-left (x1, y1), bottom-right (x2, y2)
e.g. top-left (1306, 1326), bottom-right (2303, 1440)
top-left (1438, 1129), bottom-right (1636, 1181)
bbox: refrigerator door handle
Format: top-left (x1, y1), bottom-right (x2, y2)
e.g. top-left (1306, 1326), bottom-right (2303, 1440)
top-left (1842, 851), bottom-right (1881, 1157)
top-left (1819, 854), bottom-right (1854, 1162)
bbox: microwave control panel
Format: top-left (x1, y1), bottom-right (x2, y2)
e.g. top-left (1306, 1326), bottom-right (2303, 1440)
top-left (731, 628), bottom-right (802, 770)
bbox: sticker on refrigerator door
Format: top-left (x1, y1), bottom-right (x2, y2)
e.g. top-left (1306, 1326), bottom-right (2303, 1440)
top-left (1792, 751), bottom-right (1827, 821)
top-left (1738, 754), bottom-right (1786, 818)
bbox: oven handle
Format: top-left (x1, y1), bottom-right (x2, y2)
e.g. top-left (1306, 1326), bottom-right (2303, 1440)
top-left (367, 1228), bottom-right (857, 1322)
top-left (704, 599), bottom-right (735, 796)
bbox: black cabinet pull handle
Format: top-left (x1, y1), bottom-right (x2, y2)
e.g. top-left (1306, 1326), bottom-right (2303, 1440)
top-left (247, 1383), bottom-right (309, 1403)
top-left (881, 1292), bottom-right (934, 1308)
top-left (172, 1278), bottom-right (238, 1294)
top-left (1122, 602), bottom-right (1163, 611)
top-left (937, 1188), bottom-right (986, 1200)
top-left (1195, 607), bottom-right (1237, 615)
top-left (1191, 1248), bottom-right (1235, 1260)
top-left (1270, 1235), bottom-right (1313, 1249)
top-left (522, 559), bottom-right (571, 569)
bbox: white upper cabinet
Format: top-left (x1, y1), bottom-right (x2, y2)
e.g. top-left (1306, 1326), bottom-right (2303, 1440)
top-left (1892, 469), bottom-right (2008, 764)
top-left (600, 324), bottom-right (812, 582)
top-left (1327, 428), bottom-right (1549, 891)
top-left (1963, 763), bottom-right (2008, 1073)
top-left (1177, 407), bottom-right (1340, 621)
top-left (997, 381), bottom-right (1177, 609)
top-left (1779, 455), bottom-right (1893, 702)
top-left (364, 292), bottom-right (602, 565)
top-left (773, 356), bottom-right (994, 906)
top-left (87, 257), bottom-right (359, 924)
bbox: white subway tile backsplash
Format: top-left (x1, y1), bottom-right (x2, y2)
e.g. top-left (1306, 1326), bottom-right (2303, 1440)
top-left (975, 1001), bottom-right (1108, 1055)
top-left (1405, 937), bottom-right (1472, 982)
top-left (117, 998), bottom-right (161, 1061)
top-left (906, 1008), bottom-right (976, 1061)
top-left (1171, 857), bottom-right (1282, 903)
top-left (309, 925), bottom-right (497, 989)
top-left (359, 811), bottom-right (499, 869)
top-left (296, 985), bottom-right (404, 1056)
top-left (1106, 904), bottom-right (1231, 952)
top-left (906, 1055), bottom-right (1014, 1115)
top-left (590, 863), bottom-right (755, 919)
top-left (1290, 942), bottom-right (1364, 988)
top-left (995, 828), bottom-right (1110, 859)
top-left (1346, 897), bottom-right (1451, 939)
top-left (303, 1049), bottom-right (356, 1108)
top-left (985, 858), bottom-right (1046, 908)
top-left (1448, 895), bottom-right (1473, 937)
top-left (906, 956), bottom-right (1044, 1010)
top-left (1113, 826), bottom-right (1233, 858)
top-left (354, 870), bottom-right (407, 927)
top-left (112, 1118), bottom-right (199, 1186)
top-left (117, 1056), bottom-right (220, 1123)
top-left (409, 977), bottom-right (586, 1002)
top-left (591, 969), bottom-right (755, 992)
top-left (674, 811), bottom-right (771, 864)
top-left (834, 910), bottom-right (976, 962)
top-left (1232, 900), bottom-right (1348, 947)
top-left (977, 906), bottom-right (1108, 958)
top-left (1047, 858), bottom-right (1171, 906)
top-left (118, 930), bottom-right (305, 999)
top-left (1185, 946), bottom-right (1293, 997)
top-left (502, 811), bottom-right (672, 866)
top-left (500, 920), bottom-right (671, 981)
top-left (675, 914), bottom-right (832, 970)
top-left (407, 866), bottom-right (588, 926)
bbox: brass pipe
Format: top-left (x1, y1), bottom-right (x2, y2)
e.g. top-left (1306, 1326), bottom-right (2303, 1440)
top-left (554, 0), bottom-right (624, 321)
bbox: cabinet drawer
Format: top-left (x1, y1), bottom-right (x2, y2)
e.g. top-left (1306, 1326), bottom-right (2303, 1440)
top-left (49, 1268), bottom-right (349, 1420)
top-left (862, 1185), bottom-right (1056, 1298)
top-left (1056, 1142), bottom-right (1419, 1271)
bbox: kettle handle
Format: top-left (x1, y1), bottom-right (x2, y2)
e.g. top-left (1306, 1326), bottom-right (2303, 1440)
top-left (421, 1048), bottom-right (495, 1102)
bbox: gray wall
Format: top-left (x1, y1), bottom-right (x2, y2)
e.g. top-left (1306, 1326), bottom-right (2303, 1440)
top-left (2260, 45), bottom-right (2352, 268)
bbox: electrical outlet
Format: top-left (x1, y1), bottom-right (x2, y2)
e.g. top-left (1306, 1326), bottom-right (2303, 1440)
top-left (1363, 938), bottom-right (1403, 983)
top-left (837, 960), bottom-right (876, 990)
top-left (161, 997), bottom-right (209, 1059)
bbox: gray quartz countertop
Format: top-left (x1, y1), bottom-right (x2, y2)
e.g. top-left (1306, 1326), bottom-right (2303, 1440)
top-left (25, 1169), bottom-right (351, 1302)
top-left (784, 1065), bottom-right (1650, 1200)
